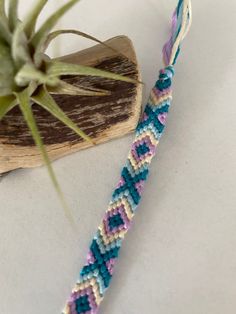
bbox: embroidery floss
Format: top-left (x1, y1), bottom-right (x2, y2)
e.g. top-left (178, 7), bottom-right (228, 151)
top-left (62, 1), bottom-right (192, 313)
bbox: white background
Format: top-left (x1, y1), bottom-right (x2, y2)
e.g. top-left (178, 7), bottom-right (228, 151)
top-left (1, 1), bottom-right (236, 313)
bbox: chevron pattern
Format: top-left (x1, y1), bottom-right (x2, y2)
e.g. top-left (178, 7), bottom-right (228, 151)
top-left (62, 66), bottom-right (174, 314)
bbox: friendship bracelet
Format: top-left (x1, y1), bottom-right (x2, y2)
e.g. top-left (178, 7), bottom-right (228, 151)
top-left (62, 1), bottom-right (192, 313)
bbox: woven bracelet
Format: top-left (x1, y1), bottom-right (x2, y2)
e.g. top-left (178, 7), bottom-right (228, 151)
top-left (62, 1), bottom-right (192, 313)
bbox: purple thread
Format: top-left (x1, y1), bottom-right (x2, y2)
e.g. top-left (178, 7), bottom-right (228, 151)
top-left (163, 9), bottom-right (178, 65)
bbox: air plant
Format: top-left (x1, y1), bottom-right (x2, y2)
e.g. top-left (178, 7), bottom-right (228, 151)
top-left (0, 0), bottom-right (137, 215)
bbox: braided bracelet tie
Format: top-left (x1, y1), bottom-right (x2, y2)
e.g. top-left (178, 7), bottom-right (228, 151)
top-left (63, 1), bottom-right (192, 313)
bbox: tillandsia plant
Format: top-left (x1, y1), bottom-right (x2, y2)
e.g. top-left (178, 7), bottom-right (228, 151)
top-left (0, 0), bottom-right (137, 214)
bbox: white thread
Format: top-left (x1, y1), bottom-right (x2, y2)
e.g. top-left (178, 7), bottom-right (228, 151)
top-left (169, 0), bottom-right (192, 66)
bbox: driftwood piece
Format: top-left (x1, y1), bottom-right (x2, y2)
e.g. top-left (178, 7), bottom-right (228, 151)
top-left (0, 36), bottom-right (142, 174)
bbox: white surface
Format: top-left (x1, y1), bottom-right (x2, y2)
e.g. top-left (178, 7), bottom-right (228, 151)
top-left (1, 1), bottom-right (236, 313)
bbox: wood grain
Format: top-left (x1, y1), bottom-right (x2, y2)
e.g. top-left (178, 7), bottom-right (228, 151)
top-left (0, 36), bottom-right (142, 173)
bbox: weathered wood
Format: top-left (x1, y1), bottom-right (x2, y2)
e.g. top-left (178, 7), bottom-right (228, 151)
top-left (0, 36), bottom-right (142, 174)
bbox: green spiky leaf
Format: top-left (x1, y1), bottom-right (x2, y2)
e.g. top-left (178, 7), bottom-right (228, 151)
top-left (8, 0), bottom-right (19, 31)
top-left (16, 88), bottom-right (74, 223)
top-left (48, 80), bottom-right (110, 96)
top-left (43, 29), bottom-right (123, 57)
top-left (0, 18), bottom-right (11, 44)
top-left (31, 86), bottom-right (93, 143)
top-left (23, 0), bottom-right (48, 38)
top-left (12, 22), bottom-right (32, 69)
top-left (0, 0), bottom-right (5, 16)
top-left (0, 95), bottom-right (17, 120)
top-left (0, 0), bottom-right (8, 26)
top-left (0, 42), bottom-right (16, 96)
top-left (31, 0), bottom-right (81, 64)
top-left (46, 61), bottom-right (139, 84)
